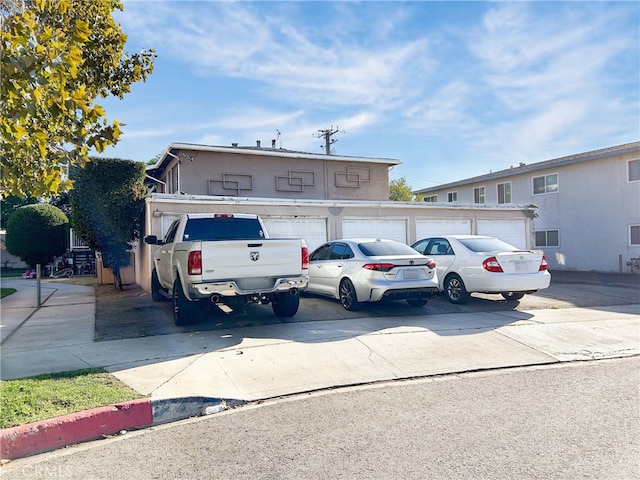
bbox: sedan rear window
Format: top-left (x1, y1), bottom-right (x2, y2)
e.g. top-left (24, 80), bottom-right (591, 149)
top-left (457, 237), bottom-right (518, 253)
top-left (358, 242), bottom-right (418, 256)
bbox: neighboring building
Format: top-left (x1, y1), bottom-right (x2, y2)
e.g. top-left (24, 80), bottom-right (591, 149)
top-left (414, 142), bottom-right (640, 273)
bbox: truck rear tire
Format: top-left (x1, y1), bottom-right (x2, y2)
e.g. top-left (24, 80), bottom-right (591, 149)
top-left (173, 279), bottom-right (198, 326)
top-left (151, 269), bottom-right (164, 302)
top-left (272, 292), bottom-right (300, 317)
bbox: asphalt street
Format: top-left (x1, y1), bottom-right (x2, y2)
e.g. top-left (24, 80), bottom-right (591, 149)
top-left (3, 357), bottom-right (638, 480)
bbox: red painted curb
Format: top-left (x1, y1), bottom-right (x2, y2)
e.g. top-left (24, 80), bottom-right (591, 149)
top-left (0, 399), bottom-right (153, 460)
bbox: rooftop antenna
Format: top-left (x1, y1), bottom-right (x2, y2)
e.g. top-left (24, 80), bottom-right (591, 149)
top-left (276, 129), bottom-right (282, 149)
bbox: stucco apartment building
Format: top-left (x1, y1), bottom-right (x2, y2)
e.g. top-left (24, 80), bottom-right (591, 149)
top-left (414, 142), bottom-right (640, 273)
top-left (136, 141), bottom-right (536, 291)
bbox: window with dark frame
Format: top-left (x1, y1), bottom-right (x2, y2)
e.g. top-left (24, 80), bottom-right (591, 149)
top-left (630, 225), bottom-right (640, 246)
top-left (473, 186), bottom-right (485, 204)
top-left (497, 182), bottom-right (511, 204)
top-left (535, 229), bottom-right (559, 247)
top-left (533, 173), bottom-right (558, 195)
top-left (447, 191), bottom-right (457, 202)
top-left (628, 159), bottom-right (640, 182)
top-left (424, 195), bottom-right (437, 203)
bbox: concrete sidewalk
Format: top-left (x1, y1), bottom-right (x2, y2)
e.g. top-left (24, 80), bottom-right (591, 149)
top-left (1, 276), bottom-right (639, 459)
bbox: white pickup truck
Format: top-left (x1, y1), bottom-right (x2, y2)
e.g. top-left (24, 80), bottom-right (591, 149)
top-left (144, 213), bottom-right (309, 325)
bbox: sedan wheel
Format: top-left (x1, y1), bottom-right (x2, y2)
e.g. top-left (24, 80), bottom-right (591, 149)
top-left (501, 292), bottom-right (525, 301)
top-left (339, 279), bottom-right (359, 311)
top-left (445, 274), bottom-right (469, 304)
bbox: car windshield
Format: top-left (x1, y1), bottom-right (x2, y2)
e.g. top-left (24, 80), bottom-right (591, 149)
top-left (358, 241), bottom-right (418, 257)
top-left (457, 237), bottom-right (519, 253)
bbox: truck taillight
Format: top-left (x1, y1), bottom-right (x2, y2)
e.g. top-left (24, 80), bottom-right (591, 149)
top-left (301, 246), bottom-right (309, 270)
top-left (188, 251), bottom-right (202, 275)
top-left (539, 255), bottom-right (548, 271)
top-left (482, 257), bottom-right (504, 273)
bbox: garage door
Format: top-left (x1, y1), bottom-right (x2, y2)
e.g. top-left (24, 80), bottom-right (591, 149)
top-left (342, 218), bottom-right (407, 243)
top-left (415, 219), bottom-right (471, 240)
top-left (477, 219), bottom-right (527, 249)
top-left (262, 217), bottom-right (328, 252)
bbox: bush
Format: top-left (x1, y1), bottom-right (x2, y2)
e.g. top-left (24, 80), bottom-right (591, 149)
top-left (5, 203), bottom-right (69, 267)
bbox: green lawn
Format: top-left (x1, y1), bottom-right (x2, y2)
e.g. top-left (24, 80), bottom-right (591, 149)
top-left (0, 369), bottom-right (144, 429)
top-left (1, 288), bottom-right (17, 298)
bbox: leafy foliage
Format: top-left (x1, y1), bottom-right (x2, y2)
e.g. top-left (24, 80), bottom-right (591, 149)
top-left (389, 177), bottom-right (420, 202)
top-left (0, 195), bottom-right (39, 230)
top-left (69, 157), bottom-right (146, 284)
top-left (5, 203), bottom-right (68, 267)
top-left (0, 0), bottom-right (155, 198)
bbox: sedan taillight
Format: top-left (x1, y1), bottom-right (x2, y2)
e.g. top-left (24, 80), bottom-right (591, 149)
top-left (482, 256), bottom-right (504, 273)
top-left (363, 263), bottom-right (395, 272)
top-left (539, 255), bottom-right (548, 271)
top-left (426, 259), bottom-right (437, 270)
top-left (188, 251), bottom-right (202, 275)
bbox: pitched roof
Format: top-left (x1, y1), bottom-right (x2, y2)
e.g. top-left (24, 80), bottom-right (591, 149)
top-left (414, 141), bottom-right (640, 194)
top-left (147, 142), bottom-right (400, 174)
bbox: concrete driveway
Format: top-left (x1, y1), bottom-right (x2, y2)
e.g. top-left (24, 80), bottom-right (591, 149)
top-left (93, 271), bottom-right (639, 341)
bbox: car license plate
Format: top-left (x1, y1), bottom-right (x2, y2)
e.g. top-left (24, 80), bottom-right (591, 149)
top-left (514, 261), bottom-right (527, 272)
top-left (404, 268), bottom-right (420, 279)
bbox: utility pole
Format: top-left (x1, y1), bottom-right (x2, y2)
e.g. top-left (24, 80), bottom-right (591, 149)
top-left (315, 126), bottom-right (342, 155)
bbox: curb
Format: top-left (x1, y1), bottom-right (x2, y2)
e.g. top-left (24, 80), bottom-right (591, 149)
top-left (0, 397), bottom-right (237, 460)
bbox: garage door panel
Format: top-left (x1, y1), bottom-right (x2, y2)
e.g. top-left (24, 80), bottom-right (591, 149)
top-left (342, 218), bottom-right (407, 243)
top-left (416, 219), bottom-right (471, 239)
top-left (262, 218), bottom-right (327, 252)
top-left (477, 219), bottom-right (526, 249)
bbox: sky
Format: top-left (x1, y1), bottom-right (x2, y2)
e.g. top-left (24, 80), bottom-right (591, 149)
top-left (98, 0), bottom-right (640, 191)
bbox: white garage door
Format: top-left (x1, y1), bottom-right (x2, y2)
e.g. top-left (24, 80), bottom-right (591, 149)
top-left (342, 218), bottom-right (407, 243)
top-left (262, 217), bottom-right (328, 252)
top-left (477, 219), bottom-right (527, 249)
top-left (415, 219), bottom-right (472, 240)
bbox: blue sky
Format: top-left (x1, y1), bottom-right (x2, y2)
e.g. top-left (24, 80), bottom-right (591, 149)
top-left (99, 1), bottom-right (640, 190)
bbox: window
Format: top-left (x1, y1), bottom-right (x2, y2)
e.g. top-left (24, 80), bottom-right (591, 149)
top-left (447, 191), bottom-right (457, 202)
top-left (424, 195), bottom-right (437, 203)
top-left (473, 186), bottom-right (485, 204)
top-left (497, 182), bottom-right (511, 204)
top-left (533, 173), bottom-right (558, 195)
top-left (630, 225), bottom-right (640, 246)
top-left (629, 159), bottom-right (640, 182)
top-left (535, 229), bottom-right (559, 247)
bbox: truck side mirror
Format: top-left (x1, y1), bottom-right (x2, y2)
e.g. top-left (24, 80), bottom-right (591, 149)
top-left (144, 235), bottom-right (159, 245)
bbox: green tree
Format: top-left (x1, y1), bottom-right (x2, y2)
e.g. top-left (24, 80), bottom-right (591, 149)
top-left (389, 177), bottom-right (418, 201)
top-left (0, 195), bottom-right (38, 230)
top-left (69, 157), bottom-right (146, 289)
top-left (1, 0), bottom-right (155, 198)
top-left (5, 203), bottom-right (68, 267)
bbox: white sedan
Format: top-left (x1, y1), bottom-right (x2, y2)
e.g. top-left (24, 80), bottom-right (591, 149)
top-left (307, 238), bottom-right (439, 310)
top-left (411, 235), bottom-right (551, 304)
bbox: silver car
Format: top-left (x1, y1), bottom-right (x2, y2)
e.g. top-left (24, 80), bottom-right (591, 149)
top-left (307, 238), bottom-right (439, 310)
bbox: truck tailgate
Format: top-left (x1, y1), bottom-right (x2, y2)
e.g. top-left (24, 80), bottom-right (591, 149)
top-left (199, 239), bottom-right (302, 281)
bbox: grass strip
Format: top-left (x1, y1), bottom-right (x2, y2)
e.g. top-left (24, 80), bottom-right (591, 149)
top-left (1, 288), bottom-right (17, 298)
top-left (0, 369), bottom-right (144, 429)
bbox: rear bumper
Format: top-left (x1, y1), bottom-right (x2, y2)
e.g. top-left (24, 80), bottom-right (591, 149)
top-left (188, 276), bottom-right (308, 300)
top-left (462, 271), bottom-right (551, 294)
top-left (364, 278), bottom-right (440, 303)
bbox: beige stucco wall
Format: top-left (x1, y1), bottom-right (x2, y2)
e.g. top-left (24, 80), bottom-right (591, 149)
top-left (159, 148), bottom-right (391, 201)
